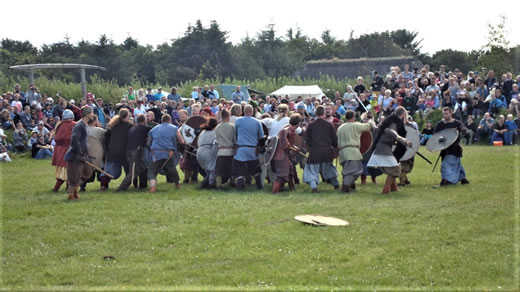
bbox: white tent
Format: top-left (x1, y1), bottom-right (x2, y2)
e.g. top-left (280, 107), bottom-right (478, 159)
top-left (271, 85), bottom-right (325, 100)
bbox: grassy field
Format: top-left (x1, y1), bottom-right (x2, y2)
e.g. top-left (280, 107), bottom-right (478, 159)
top-left (0, 146), bottom-right (519, 290)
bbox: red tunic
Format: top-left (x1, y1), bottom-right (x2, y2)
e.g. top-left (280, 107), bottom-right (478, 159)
top-left (51, 120), bottom-right (76, 167)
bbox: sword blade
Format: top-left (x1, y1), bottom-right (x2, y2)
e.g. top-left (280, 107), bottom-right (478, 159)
top-left (416, 151), bottom-right (432, 164)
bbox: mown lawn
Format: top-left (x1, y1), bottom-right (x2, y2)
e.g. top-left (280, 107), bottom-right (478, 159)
top-left (0, 146), bottom-right (518, 290)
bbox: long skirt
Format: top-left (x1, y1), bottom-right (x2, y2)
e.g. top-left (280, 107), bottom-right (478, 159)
top-left (441, 154), bottom-right (466, 184)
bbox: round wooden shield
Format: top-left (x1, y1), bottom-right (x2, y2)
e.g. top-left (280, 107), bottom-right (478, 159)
top-left (400, 125), bottom-right (420, 161)
top-left (359, 131), bottom-right (373, 155)
top-left (180, 115), bottom-right (206, 146)
top-left (87, 136), bottom-right (104, 168)
top-left (426, 127), bottom-right (459, 152)
top-left (263, 136), bottom-right (278, 165)
top-left (294, 214), bottom-right (349, 226)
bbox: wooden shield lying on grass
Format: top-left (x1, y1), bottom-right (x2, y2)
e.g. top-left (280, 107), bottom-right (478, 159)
top-left (294, 214), bottom-right (349, 226)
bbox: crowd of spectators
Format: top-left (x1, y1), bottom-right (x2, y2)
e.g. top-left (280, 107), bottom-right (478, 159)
top-left (1, 64), bottom-right (519, 162)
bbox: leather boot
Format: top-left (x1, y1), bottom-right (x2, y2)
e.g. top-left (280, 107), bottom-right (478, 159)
top-left (272, 181), bottom-right (282, 194)
top-left (371, 176), bottom-right (377, 184)
top-left (350, 183), bottom-right (356, 192)
top-left (390, 177), bottom-right (399, 192)
top-left (288, 178), bottom-right (295, 191)
top-left (398, 173), bottom-right (407, 186)
top-left (360, 175), bottom-right (367, 185)
top-left (53, 179), bottom-right (65, 192)
top-left (99, 176), bottom-right (109, 191)
top-left (382, 176), bottom-right (392, 194)
top-left (342, 184), bottom-right (351, 193)
top-left (183, 170), bottom-right (192, 183)
top-left (73, 188), bottom-right (80, 199)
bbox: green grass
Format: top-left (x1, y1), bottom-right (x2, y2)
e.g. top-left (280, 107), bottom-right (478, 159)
top-left (1, 146), bottom-right (519, 290)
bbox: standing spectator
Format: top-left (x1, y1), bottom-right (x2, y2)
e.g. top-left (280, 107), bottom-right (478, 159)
top-left (209, 84), bottom-right (220, 100)
top-left (10, 93), bottom-right (23, 112)
top-left (232, 86), bottom-right (246, 104)
top-left (167, 86), bottom-right (181, 103)
top-left (463, 116), bottom-right (477, 145)
top-left (154, 87), bottom-right (165, 101)
top-left (505, 114), bottom-right (518, 145)
top-left (191, 86), bottom-right (200, 101)
top-left (13, 84), bottom-right (25, 101)
top-left (145, 88), bottom-right (155, 102)
top-left (485, 70), bottom-right (497, 90)
top-left (126, 87), bottom-right (136, 101)
top-left (353, 77), bottom-right (366, 95)
top-left (371, 72), bottom-right (384, 95)
top-left (503, 73), bottom-right (514, 103)
top-left (25, 84), bottom-right (41, 105)
top-left (133, 100), bottom-right (146, 117)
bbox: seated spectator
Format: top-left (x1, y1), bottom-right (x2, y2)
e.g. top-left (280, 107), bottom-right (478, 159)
top-left (0, 109), bottom-right (15, 130)
top-left (477, 112), bottom-right (495, 142)
top-left (463, 116), bottom-right (477, 145)
top-left (32, 121), bottom-right (50, 141)
top-left (490, 115), bottom-right (508, 144)
top-left (43, 103), bottom-right (53, 118)
top-left (28, 131), bottom-right (38, 148)
top-left (0, 129), bottom-right (11, 162)
top-left (488, 89), bottom-right (507, 117)
top-left (420, 121), bottom-right (434, 145)
top-left (31, 134), bottom-right (53, 159)
top-left (19, 105), bottom-right (35, 129)
top-left (44, 117), bottom-right (56, 131)
top-left (12, 122), bottom-right (28, 153)
top-left (505, 114), bottom-right (518, 145)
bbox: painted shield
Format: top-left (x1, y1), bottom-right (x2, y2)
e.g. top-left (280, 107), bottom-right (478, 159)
top-left (294, 214), bottom-right (349, 226)
top-left (263, 135), bottom-right (278, 165)
top-left (87, 135), bottom-right (104, 168)
top-left (360, 131), bottom-right (373, 155)
top-left (426, 128), bottom-right (459, 152)
top-left (180, 115), bottom-right (207, 147)
top-left (400, 125), bottom-right (421, 161)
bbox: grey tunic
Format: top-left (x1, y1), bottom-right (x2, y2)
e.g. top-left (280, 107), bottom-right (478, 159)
top-left (197, 130), bottom-right (217, 171)
top-left (215, 122), bottom-right (236, 156)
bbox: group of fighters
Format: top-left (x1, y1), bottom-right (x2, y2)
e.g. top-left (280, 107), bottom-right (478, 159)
top-left (50, 99), bottom-right (469, 200)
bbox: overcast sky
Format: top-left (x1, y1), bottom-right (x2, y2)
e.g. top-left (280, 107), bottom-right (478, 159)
top-left (2, 0), bottom-right (519, 55)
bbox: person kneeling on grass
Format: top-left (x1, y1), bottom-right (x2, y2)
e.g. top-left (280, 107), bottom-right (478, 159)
top-left (147, 114), bottom-right (185, 193)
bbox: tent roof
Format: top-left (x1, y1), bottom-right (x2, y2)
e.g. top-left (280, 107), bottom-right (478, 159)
top-left (271, 85), bottom-right (325, 100)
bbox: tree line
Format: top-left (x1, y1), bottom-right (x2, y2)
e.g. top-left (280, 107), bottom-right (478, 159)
top-left (1, 19), bottom-right (518, 88)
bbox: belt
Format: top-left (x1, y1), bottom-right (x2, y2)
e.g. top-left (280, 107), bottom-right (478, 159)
top-left (237, 145), bottom-right (256, 148)
top-left (218, 145), bottom-right (235, 149)
top-left (338, 145), bottom-right (359, 151)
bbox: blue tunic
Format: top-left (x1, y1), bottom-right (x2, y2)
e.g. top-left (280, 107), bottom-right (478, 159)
top-left (234, 116), bottom-right (264, 162)
top-left (148, 123), bottom-right (178, 160)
